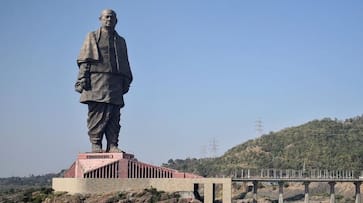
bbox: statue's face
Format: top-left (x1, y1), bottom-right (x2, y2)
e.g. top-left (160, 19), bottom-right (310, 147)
top-left (99, 10), bottom-right (117, 29)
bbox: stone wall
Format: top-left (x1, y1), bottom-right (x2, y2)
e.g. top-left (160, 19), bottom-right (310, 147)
top-left (53, 178), bottom-right (231, 203)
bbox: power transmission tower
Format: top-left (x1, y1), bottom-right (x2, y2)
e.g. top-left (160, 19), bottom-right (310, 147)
top-left (209, 137), bottom-right (218, 158)
top-left (255, 119), bottom-right (264, 136)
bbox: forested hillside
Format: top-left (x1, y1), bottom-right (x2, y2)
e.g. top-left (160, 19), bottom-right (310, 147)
top-left (163, 116), bottom-right (363, 177)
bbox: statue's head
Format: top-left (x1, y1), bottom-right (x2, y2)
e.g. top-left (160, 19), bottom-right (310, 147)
top-left (99, 9), bottom-right (117, 30)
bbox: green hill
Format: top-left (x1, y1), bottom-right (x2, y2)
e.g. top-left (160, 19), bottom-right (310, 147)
top-left (163, 116), bottom-right (363, 177)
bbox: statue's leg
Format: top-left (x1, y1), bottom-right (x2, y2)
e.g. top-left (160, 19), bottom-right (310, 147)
top-left (105, 104), bottom-right (122, 153)
top-left (87, 102), bottom-right (108, 153)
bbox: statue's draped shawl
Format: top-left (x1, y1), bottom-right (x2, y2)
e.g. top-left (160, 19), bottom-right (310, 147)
top-left (77, 30), bottom-right (100, 65)
top-left (77, 29), bottom-right (133, 82)
top-left (76, 28), bottom-right (133, 106)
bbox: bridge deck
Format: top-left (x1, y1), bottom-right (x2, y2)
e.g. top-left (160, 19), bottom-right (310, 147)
top-left (232, 178), bottom-right (362, 182)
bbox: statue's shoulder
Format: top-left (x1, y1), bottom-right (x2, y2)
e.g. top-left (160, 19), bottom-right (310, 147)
top-left (85, 29), bottom-right (100, 39)
top-left (115, 32), bottom-right (126, 41)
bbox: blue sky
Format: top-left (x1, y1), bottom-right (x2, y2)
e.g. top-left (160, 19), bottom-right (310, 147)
top-left (0, 1), bottom-right (362, 177)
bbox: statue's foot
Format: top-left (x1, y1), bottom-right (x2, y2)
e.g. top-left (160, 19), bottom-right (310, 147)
top-left (107, 145), bottom-right (122, 153)
top-left (92, 144), bottom-right (103, 153)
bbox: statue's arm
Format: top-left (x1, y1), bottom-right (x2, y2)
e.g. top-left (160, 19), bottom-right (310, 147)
top-left (75, 63), bottom-right (91, 93)
top-left (120, 39), bottom-right (132, 94)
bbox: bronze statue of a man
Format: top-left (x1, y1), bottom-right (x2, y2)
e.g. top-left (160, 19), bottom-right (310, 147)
top-left (75, 9), bottom-right (133, 153)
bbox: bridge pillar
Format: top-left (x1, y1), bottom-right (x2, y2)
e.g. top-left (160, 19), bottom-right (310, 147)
top-left (329, 181), bottom-right (336, 203)
top-left (253, 180), bottom-right (258, 203)
top-left (354, 181), bottom-right (361, 203)
top-left (278, 181), bottom-right (284, 203)
top-left (303, 181), bottom-right (310, 203)
top-left (223, 181), bottom-right (232, 203)
top-left (204, 183), bottom-right (214, 203)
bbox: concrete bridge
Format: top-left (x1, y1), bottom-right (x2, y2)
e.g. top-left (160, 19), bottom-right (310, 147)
top-left (232, 168), bottom-right (363, 203)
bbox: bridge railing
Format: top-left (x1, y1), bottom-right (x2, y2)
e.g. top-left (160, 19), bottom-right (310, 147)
top-left (233, 169), bottom-right (360, 179)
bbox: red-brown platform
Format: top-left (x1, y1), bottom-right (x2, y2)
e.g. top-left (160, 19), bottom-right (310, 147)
top-left (64, 151), bottom-right (202, 179)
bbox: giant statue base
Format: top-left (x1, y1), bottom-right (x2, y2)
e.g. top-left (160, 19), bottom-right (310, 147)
top-left (52, 151), bottom-right (232, 202)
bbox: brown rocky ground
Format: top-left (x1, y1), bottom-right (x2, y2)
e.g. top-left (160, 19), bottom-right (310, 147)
top-left (0, 182), bottom-right (361, 202)
top-left (0, 188), bottom-right (202, 203)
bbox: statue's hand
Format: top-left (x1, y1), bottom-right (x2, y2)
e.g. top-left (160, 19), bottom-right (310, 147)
top-left (82, 77), bottom-right (91, 90)
top-left (74, 78), bottom-right (90, 93)
top-left (75, 80), bottom-right (83, 93)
